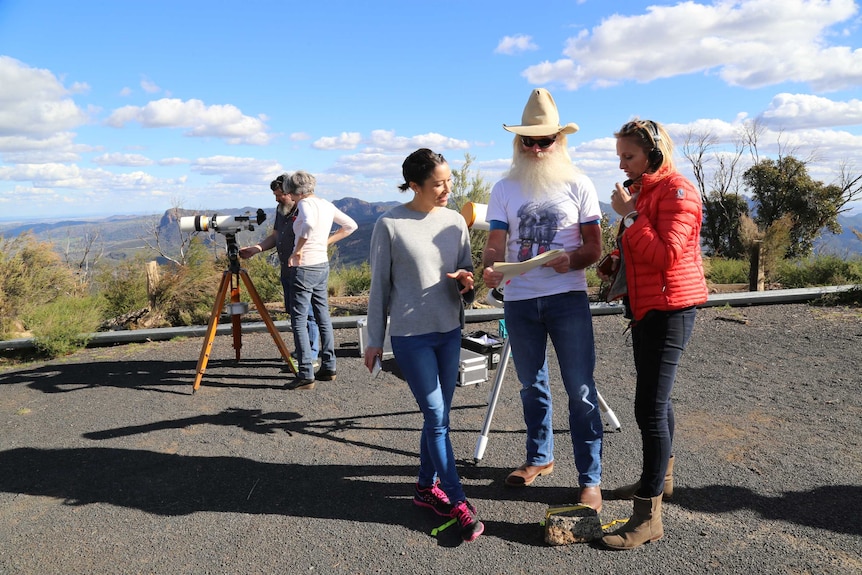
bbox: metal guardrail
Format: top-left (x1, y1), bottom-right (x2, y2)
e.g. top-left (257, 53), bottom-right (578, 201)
top-left (1, 285), bottom-right (856, 352)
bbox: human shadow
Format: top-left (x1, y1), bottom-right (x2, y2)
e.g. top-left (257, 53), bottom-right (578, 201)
top-left (83, 407), bottom-right (426, 460)
top-left (676, 484), bottom-right (862, 537)
top-left (0, 446), bottom-right (527, 546)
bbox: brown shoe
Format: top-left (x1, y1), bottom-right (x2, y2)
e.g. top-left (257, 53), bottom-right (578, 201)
top-left (504, 461), bottom-right (555, 487)
top-left (578, 485), bottom-right (603, 513)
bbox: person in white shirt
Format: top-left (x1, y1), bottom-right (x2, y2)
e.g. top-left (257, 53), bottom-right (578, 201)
top-left (282, 170), bottom-right (357, 390)
top-left (482, 88), bottom-right (604, 512)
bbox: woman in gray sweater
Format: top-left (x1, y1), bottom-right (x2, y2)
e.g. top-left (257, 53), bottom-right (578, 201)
top-left (363, 148), bottom-right (482, 542)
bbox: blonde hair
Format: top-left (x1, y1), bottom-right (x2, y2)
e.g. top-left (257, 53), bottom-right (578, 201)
top-left (615, 119), bottom-right (675, 172)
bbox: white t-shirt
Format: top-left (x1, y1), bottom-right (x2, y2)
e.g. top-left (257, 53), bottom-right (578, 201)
top-left (293, 195), bottom-right (358, 266)
top-left (486, 173), bottom-right (601, 301)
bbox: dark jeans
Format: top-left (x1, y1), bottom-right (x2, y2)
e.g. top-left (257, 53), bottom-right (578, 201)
top-left (290, 263), bottom-right (334, 379)
top-left (281, 263), bottom-right (319, 359)
top-left (631, 306), bottom-right (696, 497)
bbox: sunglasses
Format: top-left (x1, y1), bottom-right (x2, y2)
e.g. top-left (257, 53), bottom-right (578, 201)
top-left (520, 135), bottom-right (557, 149)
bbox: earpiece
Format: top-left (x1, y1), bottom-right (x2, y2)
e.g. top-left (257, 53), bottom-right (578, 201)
top-left (645, 121), bottom-right (663, 169)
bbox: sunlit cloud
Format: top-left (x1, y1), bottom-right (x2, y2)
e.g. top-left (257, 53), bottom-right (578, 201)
top-left (106, 98), bottom-right (272, 145)
top-left (495, 34), bottom-right (539, 55)
top-left (92, 152), bottom-right (154, 167)
top-left (524, 0), bottom-right (862, 91)
top-left (761, 93), bottom-right (862, 129)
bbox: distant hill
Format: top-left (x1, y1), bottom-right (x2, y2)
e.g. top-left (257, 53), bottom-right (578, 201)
top-left (142, 198), bottom-right (402, 267)
top-left (0, 198), bottom-right (401, 268)
top-left (1, 199), bottom-right (860, 267)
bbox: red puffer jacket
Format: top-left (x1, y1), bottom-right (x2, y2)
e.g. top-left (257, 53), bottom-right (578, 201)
top-left (622, 166), bottom-right (708, 321)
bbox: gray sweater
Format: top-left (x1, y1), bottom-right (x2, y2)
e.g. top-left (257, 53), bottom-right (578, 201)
top-left (366, 204), bottom-right (474, 348)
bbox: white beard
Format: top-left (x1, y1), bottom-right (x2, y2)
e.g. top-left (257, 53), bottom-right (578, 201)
top-left (507, 144), bottom-right (580, 200)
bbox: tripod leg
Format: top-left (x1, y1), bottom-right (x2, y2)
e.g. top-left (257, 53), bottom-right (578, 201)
top-left (239, 270), bottom-right (296, 373)
top-left (230, 275), bottom-right (242, 361)
top-left (473, 337), bottom-right (512, 463)
top-left (193, 271), bottom-right (232, 393)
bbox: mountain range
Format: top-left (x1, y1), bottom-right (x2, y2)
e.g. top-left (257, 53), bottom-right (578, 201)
top-left (1, 198), bottom-right (861, 268)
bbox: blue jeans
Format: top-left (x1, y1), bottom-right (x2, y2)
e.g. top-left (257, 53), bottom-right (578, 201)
top-left (390, 328), bottom-right (466, 504)
top-left (281, 264), bottom-right (319, 359)
top-left (631, 306), bottom-right (696, 497)
top-left (290, 264), bottom-right (334, 379)
top-left (504, 291), bottom-right (603, 487)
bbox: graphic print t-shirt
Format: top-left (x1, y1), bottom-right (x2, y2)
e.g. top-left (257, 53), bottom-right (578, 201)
top-left (486, 173), bottom-right (601, 301)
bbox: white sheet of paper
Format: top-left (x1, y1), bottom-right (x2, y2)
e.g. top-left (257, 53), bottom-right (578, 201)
top-left (493, 249), bottom-right (566, 281)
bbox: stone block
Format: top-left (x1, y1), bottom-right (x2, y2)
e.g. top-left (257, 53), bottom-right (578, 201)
top-left (544, 505), bottom-right (603, 545)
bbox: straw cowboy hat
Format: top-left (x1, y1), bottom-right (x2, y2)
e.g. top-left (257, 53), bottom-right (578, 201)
top-left (503, 88), bottom-right (579, 137)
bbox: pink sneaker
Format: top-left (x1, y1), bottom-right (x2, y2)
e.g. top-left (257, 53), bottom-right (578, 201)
top-left (450, 500), bottom-right (484, 542)
top-left (413, 480), bottom-right (451, 516)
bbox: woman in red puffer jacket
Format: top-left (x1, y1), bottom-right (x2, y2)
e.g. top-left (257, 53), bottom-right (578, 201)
top-left (599, 119), bottom-right (708, 551)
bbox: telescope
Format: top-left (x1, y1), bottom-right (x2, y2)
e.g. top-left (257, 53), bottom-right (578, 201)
top-left (179, 209), bottom-right (267, 234)
top-left (460, 202), bottom-right (490, 231)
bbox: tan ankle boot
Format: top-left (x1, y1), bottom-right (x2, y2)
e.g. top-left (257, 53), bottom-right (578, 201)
top-left (610, 456), bottom-right (674, 501)
top-left (601, 494), bottom-right (663, 550)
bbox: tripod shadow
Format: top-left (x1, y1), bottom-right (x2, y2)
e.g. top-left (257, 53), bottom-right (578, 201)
top-left (0, 356), bottom-right (299, 395)
top-left (1, 359), bottom-right (197, 395)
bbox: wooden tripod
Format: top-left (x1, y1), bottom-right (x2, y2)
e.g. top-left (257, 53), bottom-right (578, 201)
top-left (192, 235), bottom-right (296, 392)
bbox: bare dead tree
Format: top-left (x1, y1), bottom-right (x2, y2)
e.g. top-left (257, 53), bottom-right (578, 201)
top-left (742, 118), bottom-right (767, 163)
top-left (682, 128), bottom-right (716, 204)
top-left (682, 127), bottom-right (747, 257)
top-left (836, 159), bottom-right (862, 215)
top-left (61, 226), bottom-right (104, 285)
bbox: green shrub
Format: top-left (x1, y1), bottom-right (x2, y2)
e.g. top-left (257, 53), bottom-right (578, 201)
top-left (775, 255), bottom-right (862, 288)
top-left (155, 261), bottom-right (220, 326)
top-left (93, 254), bottom-right (150, 318)
top-left (585, 267), bottom-right (602, 288)
top-left (242, 253), bottom-right (283, 304)
top-left (703, 257), bottom-right (749, 284)
top-left (23, 295), bottom-right (104, 357)
top-left (329, 262), bottom-right (372, 297)
top-left (0, 233), bottom-right (81, 339)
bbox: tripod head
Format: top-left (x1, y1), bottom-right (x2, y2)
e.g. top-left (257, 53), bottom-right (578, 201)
top-left (223, 233), bottom-right (242, 274)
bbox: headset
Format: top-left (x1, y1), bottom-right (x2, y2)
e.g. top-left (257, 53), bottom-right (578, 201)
top-left (644, 120), bottom-right (663, 170)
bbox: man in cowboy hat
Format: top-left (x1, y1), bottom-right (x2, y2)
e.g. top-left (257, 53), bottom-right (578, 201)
top-left (482, 88), bottom-right (604, 512)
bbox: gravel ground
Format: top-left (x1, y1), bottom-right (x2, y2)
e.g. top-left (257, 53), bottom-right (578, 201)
top-left (1, 303), bottom-right (860, 575)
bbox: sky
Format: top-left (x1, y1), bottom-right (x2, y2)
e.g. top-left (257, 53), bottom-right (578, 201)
top-left (1, 0), bottom-right (861, 222)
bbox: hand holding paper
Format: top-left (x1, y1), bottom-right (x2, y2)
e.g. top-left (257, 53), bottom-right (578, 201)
top-left (492, 249), bottom-right (566, 282)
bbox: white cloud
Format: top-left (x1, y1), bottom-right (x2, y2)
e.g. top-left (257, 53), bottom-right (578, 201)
top-left (190, 155), bottom-right (281, 182)
top-left (312, 132), bottom-right (363, 150)
top-left (158, 157), bottom-right (190, 166)
top-left (140, 76), bottom-right (161, 94)
top-left (92, 153), bottom-right (154, 167)
top-left (330, 152), bottom-right (402, 177)
top-left (0, 56), bottom-right (90, 139)
top-left (761, 93), bottom-right (862, 129)
top-left (495, 34), bottom-right (539, 55)
top-left (524, 0), bottom-right (862, 91)
top-left (106, 98), bottom-right (272, 145)
top-left (366, 130), bottom-right (471, 152)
